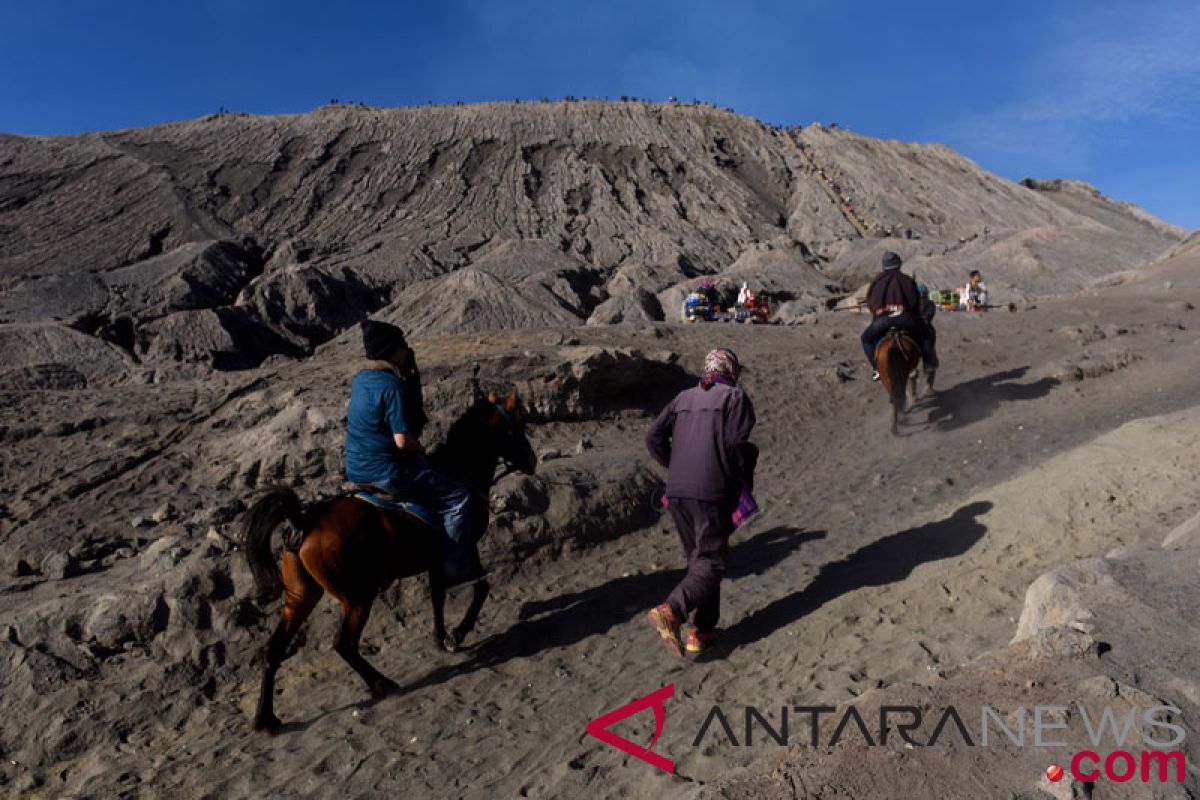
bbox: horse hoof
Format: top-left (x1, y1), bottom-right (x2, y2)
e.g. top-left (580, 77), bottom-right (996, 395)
top-left (254, 713), bottom-right (282, 734)
top-left (442, 632), bottom-right (461, 653)
top-left (371, 678), bottom-right (400, 699)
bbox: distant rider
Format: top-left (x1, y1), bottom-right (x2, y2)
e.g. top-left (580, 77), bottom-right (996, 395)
top-left (860, 251), bottom-right (939, 383)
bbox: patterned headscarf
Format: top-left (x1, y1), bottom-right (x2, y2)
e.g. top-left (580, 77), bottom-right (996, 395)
top-left (701, 348), bottom-right (740, 389)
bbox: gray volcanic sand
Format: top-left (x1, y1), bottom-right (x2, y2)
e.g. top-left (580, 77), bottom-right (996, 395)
top-left (3, 274), bottom-right (1198, 798)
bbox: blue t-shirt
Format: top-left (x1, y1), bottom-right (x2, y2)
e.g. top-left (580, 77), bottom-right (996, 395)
top-left (344, 369), bottom-right (423, 483)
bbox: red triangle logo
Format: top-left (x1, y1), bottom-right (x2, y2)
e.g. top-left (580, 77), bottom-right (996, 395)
top-left (585, 684), bottom-right (675, 773)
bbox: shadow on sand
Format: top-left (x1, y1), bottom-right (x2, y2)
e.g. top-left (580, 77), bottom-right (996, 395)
top-left (723, 500), bottom-right (992, 650)
top-left (389, 524), bottom-right (826, 697)
top-left (921, 367), bottom-right (1059, 431)
top-left (286, 505), bottom-right (991, 727)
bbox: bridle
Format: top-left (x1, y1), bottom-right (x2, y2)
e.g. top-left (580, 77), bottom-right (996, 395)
top-left (486, 402), bottom-right (520, 485)
top-left (469, 362), bottom-right (529, 486)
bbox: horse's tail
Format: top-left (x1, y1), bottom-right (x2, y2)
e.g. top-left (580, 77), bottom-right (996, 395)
top-left (242, 487), bottom-right (305, 605)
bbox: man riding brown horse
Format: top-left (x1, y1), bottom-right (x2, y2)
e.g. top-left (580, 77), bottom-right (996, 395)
top-left (860, 251), bottom-right (938, 388)
top-left (241, 327), bottom-right (537, 732)
top-left (346, 320), bottom-right (485, 590)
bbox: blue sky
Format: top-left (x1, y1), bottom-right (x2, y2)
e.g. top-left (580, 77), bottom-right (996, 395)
top-left (2, 0), bottom-right (1196, 228)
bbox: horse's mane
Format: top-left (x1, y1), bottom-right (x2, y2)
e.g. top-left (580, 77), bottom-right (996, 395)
top-left (427, 396), bottom-right (494, 478)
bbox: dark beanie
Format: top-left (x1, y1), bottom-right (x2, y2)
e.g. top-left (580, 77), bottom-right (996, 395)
top-left (882, 251), bottom-right (903, 271)
top-left (361, 320), bottom-right (408, 360)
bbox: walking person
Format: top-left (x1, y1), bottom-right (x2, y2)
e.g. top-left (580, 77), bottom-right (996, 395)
top-left (644, 348), bottom-right (757, 656)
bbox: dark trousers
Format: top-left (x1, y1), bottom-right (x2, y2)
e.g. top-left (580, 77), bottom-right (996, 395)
top-left (861, 315), bottom-right (938, 370)
top-left (666, 497), bottom-right (735, 633)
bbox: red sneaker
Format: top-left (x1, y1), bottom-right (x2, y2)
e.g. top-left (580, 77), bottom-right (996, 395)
top-left (647, 603), bottom-right (684, 658)
top-left (686, 629), bottom-right (716, 654)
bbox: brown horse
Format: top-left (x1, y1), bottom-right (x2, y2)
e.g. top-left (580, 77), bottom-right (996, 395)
top-left (241, 390), bottom-right (537, 733)
top-left (875, 329), bottom-right (922, 435)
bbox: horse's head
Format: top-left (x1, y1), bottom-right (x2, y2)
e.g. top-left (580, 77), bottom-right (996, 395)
top-left (477, 389), bottom-right (537, 476)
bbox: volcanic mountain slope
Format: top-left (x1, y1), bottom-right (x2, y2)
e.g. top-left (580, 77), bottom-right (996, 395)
top-left (1094, 230), bottom-right (1200, 292)
top-left (0, 102), bottom-right (1187, 376)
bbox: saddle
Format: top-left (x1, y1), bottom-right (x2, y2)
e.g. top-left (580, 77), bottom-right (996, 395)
top-left (352, 487), bottom-right (441, 529)
top-left (873, 327), bottom-right (914, 358)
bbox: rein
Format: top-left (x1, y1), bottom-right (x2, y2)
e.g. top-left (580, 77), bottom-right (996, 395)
top-left (461, 402), bottom-right (524, 501)
top-left (488, 402), bottom-right (522, 486)
top-left (491, 462), bottom-right (519, 486)
top-left (887, 329), bottom-right (914, 361)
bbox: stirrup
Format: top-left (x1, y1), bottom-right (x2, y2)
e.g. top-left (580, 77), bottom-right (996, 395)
top-left (445, 569), bottom-right (489, 593)
top-left (354, 483), bottom-right (398, 501)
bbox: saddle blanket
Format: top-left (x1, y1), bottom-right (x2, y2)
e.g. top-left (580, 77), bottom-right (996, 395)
top-left (874, 328), bottom-right (914, 358)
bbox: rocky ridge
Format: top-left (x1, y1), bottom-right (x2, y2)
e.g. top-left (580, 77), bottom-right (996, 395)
top-left (1, 102), bottom-right (1187, 381)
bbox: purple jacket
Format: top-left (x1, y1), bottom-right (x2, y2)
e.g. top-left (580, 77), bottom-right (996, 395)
top-left (645, 382), bottom-right (757, 501)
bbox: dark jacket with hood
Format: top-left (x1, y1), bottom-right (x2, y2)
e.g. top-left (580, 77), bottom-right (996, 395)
top-left (645, 382), bottom-right (757, 501)
top-left (866, 270), bottom-right (921, 317)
